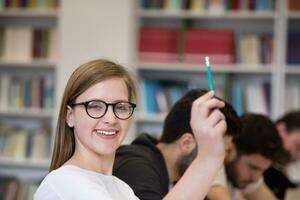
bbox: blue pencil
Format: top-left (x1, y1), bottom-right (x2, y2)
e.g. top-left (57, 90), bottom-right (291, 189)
top-left (205, 56), bottom-right (215, 91)
top-left (205, 56), bottom-right (215, 92)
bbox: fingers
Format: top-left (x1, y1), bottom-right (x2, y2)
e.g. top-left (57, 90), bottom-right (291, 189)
top-left (190, 91), bottom-right (225, 125)
top-left (206, 109), bottom-right (226, 132)
top-left (214, 120), bottom-right (227, 137)
top-left (189, 91), bottom-right (227, 157)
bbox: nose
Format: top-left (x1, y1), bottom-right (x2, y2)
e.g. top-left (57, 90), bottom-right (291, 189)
top-left (295, 153), bottom-right (300, 161)
top-left (102, 105), bottom-right (117, 123)
top-left (250, 171), bottom-right (262, 182)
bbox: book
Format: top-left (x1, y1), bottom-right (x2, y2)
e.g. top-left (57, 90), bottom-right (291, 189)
top-left (244, 82), bottom-right (269, 115)
top-left (287, 32), bottom-right (300, 65)
top-left (289, 0), bottom-right (300, 11)
top-left (183, 28), bottom-right (235, 64)
top-left (0, 74), bottom-right (10, 110)
top-left (48, 28), bottom-right (58, 61)
top-left (286, 83), bottom-right (300, 111)
top-left (238, 33), bottom-right (261, 65)
top-left (3, 27), bottom-right (32, 62)
top-left (231, 80), bottom-right (244, 116)
top-left (139, 27), bottom-right (178, 62)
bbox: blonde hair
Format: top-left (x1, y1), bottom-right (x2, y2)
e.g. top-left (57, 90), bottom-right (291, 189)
top-left (49, 59), bottom-right (136, 171)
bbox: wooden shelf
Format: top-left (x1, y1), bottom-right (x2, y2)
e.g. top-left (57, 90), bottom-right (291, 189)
top-left (0, 109), bottom-right (53, 118)
top-left (0, 9), bottom-right (58, 18)
top-left (0, 158), bottom-right (49, 181)
top-left (0, 60), bottom-right (56, 69)
top-left (0, 157), bottom-right (50, 169)
top-left (287, 11), bottom-right (300, 19)
top-left (286, 66), bottom-right (300, 74)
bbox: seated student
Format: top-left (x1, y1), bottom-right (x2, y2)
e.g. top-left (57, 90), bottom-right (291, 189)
top-left (264, 111), bottom-right (300, 200)
top-left (34, 60), bottom-right (227, 200)
top-left (207, 113), bottom-right (289, 200)
top-left (113, 89), bottom-right (240, 200)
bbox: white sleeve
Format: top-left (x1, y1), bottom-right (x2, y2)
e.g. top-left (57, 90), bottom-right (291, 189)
top-left (35, 176), bottom-right (114, 200)
top-left (241, 177), bottom-right (263, 195)
top-left (34, 182), bottom-right (63, 200)
top-left (211, 165), bottom-right (228, 187)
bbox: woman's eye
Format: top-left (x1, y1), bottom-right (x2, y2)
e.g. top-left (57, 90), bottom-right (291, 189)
top-left (88, 103), bottom-right (104, 110)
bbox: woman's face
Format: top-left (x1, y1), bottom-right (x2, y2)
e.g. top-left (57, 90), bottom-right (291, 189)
top-left (66, 77), bottom-right (132, 157)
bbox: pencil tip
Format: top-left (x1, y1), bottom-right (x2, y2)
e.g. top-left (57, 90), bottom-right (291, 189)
top-left (205, 56), bottom-right (210, 66)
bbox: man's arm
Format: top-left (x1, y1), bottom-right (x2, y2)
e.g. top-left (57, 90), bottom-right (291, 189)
top-left (207, 165), bottom-right (232, 200)
top-left (163, 91), bottom-right (227, 200)
top-left (244, 183), bottom-right (278, 200)
top-left (207, 186), bottom-right (232, 200)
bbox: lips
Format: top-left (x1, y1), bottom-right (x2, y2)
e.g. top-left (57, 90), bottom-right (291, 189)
top-left (94, 129), bottom-right (119, 139)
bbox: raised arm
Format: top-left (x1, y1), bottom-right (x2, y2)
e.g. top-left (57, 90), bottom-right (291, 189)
top-left (163, 91), bottom-right (227, 200)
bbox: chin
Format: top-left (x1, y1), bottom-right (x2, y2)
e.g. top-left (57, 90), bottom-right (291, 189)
top-left (236, 181), bottom-right (251, 189)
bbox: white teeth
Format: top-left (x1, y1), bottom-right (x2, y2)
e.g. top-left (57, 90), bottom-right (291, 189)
top-left (96, 130), bottom-right (117, 136)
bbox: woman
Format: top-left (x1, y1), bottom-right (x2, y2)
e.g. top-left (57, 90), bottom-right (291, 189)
top-left (34, 59), bottom-right (138, 199)
top-left (35, 59), bottom-right (227, 200)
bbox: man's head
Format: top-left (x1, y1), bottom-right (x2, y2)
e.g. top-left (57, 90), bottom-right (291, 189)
top-left (276, 111), bottom-right (300, 162)
top-left (226, 113), bottom-right (289, 189)
top-left (159, 89), bottom-right (241, 178)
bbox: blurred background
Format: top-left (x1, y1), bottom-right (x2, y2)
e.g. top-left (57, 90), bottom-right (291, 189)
top-left (0, 0), bottom-right (299, 199)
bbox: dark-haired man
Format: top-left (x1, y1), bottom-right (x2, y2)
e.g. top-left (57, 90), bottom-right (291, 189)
top-left (264, 111), bottom-right (300, 200)
top-left (208, 113), bottom-right (289, 200)
top-left (113, 89), bottom-right (240, 200)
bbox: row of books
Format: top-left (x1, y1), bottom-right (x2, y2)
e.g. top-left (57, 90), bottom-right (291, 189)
top-left (286, 82), bottom-right (300, 112)
top-left (140, 0), bottom-right (275, 12)
top-left (0, 177), bottom-right (38, 200)
top-left (0, 27), bottom-right (58, 62)
top-left (288, 32), bottom-right (300, 65)
top-left (0, 124), bottom-right (51, 160)
top-left (140, 79), bottom-right (189, 113)
top-left (230, 80), bottom-right (271, 116)
top-left (0, 0), bottom-right (59, 9)
top-left (139, 27), bottom-right (274, 65)
top-left (0, 74), bottom-right (54, 110)
top-left (139, 78), bottom-right (271, 116)
top-left (289, 0), bottom-right (300, 11)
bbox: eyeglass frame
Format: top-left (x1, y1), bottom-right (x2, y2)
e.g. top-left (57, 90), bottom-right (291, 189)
top-left (70, 99), bottom-right (136, 120)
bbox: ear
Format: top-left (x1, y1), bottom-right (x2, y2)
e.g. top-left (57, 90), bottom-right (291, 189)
top-left (225, 141), bottom-right (237, 162)
top-left (224, 135), bottom-right (233, 152)
top-left (66, 105), bottom-right (74, 128)
top-left (277, 122), bottom-right (287, 139)
top-left (178, 133), bottom-right (196, 155)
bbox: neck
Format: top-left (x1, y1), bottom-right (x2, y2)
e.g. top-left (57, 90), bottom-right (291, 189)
top-left (156, 142), bottom-right (180, 182)
top-left (65, 146), bottom-right (115, 175)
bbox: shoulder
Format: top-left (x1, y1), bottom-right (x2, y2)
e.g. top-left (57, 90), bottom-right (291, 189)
top-left (34, 166), bottom-right (111, 200)
top-left (115, 142), bottom-right (162, 168)
top-left (113, 176), bottom-right (138, 195)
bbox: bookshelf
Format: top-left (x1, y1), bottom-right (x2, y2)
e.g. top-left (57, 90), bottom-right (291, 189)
top-left (286, 0), bottom-right (300, 112)
top-left (0, 0), bottom-right (299, 196)
top-left (134, 0), bottom-right (300, 137)
top-left (0, 0), bottom-right (59, 197)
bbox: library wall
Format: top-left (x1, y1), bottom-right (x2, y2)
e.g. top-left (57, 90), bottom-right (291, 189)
top-left (0, 0), bottom-right (299, 199)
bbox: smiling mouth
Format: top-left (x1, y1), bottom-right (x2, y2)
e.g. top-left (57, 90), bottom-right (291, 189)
top-left (95, 130), bottom-right (118, 136)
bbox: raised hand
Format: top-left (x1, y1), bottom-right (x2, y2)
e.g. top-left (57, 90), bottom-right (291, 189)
top-left (190, 91), bottom-right (227, 159)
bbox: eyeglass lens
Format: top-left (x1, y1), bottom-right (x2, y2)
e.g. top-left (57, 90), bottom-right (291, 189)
top-left (86, 101), bottom-right (134, 119)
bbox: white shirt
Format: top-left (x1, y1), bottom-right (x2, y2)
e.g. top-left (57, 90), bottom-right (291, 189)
top-left (34, 165), bottom-right (139, 200)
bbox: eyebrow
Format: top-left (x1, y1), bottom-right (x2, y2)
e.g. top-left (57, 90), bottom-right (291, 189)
top-left (83, 99), bottom-right (129, 103)
top-left (248, 163), bottom-right (264, 171)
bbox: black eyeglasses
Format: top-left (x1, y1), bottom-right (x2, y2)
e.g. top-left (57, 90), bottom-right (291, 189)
top-left (71, 100), bottom-right (136, 120)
